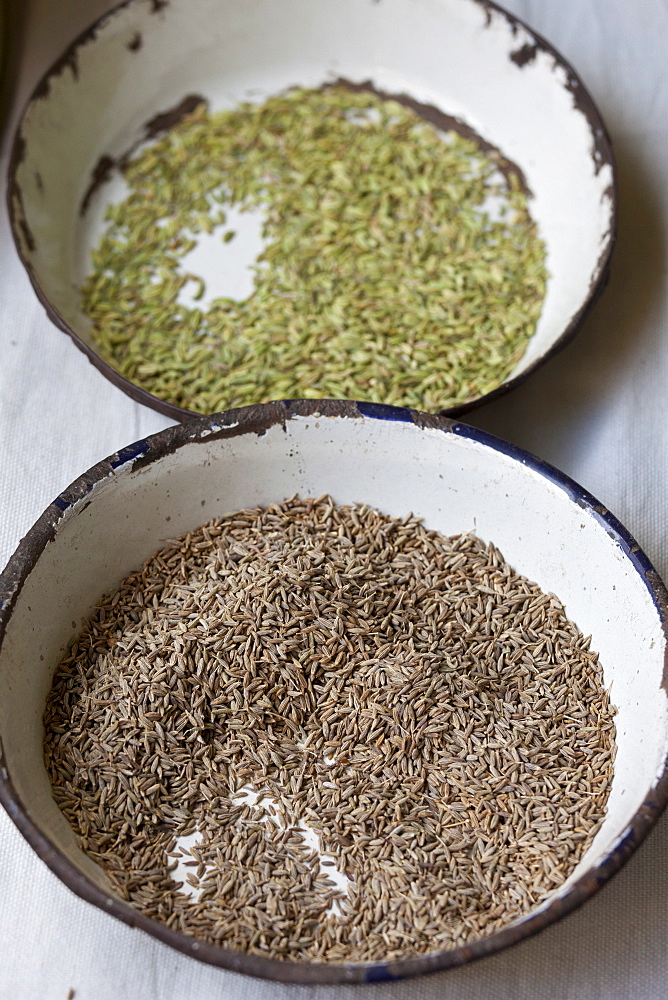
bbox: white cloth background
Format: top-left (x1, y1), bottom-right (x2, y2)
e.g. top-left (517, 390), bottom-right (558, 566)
top-left (0, 1), bottom-right (666, 997)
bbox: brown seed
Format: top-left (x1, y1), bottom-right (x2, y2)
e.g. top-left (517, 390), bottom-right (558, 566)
top-left (44, 497), bottom-right (615, 964)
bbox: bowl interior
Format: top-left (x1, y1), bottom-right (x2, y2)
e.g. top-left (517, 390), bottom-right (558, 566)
top-left (10, 0), bottom-right (614, 413)
top-left (0, 404), bottom-right (666, 974)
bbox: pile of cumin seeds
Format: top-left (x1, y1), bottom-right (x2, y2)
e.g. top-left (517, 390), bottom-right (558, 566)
top-left (44, 496), bottom-right (615, 964)
top-left (81, 84), bottom-right (547, 414)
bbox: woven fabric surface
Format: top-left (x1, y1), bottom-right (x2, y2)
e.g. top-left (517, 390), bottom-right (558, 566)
top-left (1, 1), bottom-right (667, 997)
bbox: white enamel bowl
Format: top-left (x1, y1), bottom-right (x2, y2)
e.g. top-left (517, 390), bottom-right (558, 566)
top-left (0, 401), bottom-right (666, 984)
top-left (8, 0), bottom-right (615, 420)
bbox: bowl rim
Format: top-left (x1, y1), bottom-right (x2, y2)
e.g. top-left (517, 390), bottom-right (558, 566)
top-left (0, 398), bottom-right (666, 984)
top-left (6, 0), bottom-right (618, 423)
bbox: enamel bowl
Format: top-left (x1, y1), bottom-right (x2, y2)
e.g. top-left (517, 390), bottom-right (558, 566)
top-left (8, 0), bottom-right (615, 420)
top-left (0, 400), bottom-right (666, 984)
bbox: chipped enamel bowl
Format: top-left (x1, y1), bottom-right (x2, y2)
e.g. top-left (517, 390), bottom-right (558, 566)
top-left (0, 400), bottom-right (666, 984)
top-left (8, 0), bottom-right (615, 420)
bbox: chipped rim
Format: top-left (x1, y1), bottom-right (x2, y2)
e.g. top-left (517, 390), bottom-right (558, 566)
top-left (0, 399), bottom-right (666, 985)
top-left (6, 0), bottom-right (617, 423)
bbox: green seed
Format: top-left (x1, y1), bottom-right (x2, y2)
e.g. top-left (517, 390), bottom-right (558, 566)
top-left (81, 85), bottom-right (548, 414)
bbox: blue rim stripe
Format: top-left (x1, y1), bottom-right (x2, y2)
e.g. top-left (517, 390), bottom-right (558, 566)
top-left (109, 439), bottom-right (150, 469)
top-left (355, 401), bottom-right (413, 422)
